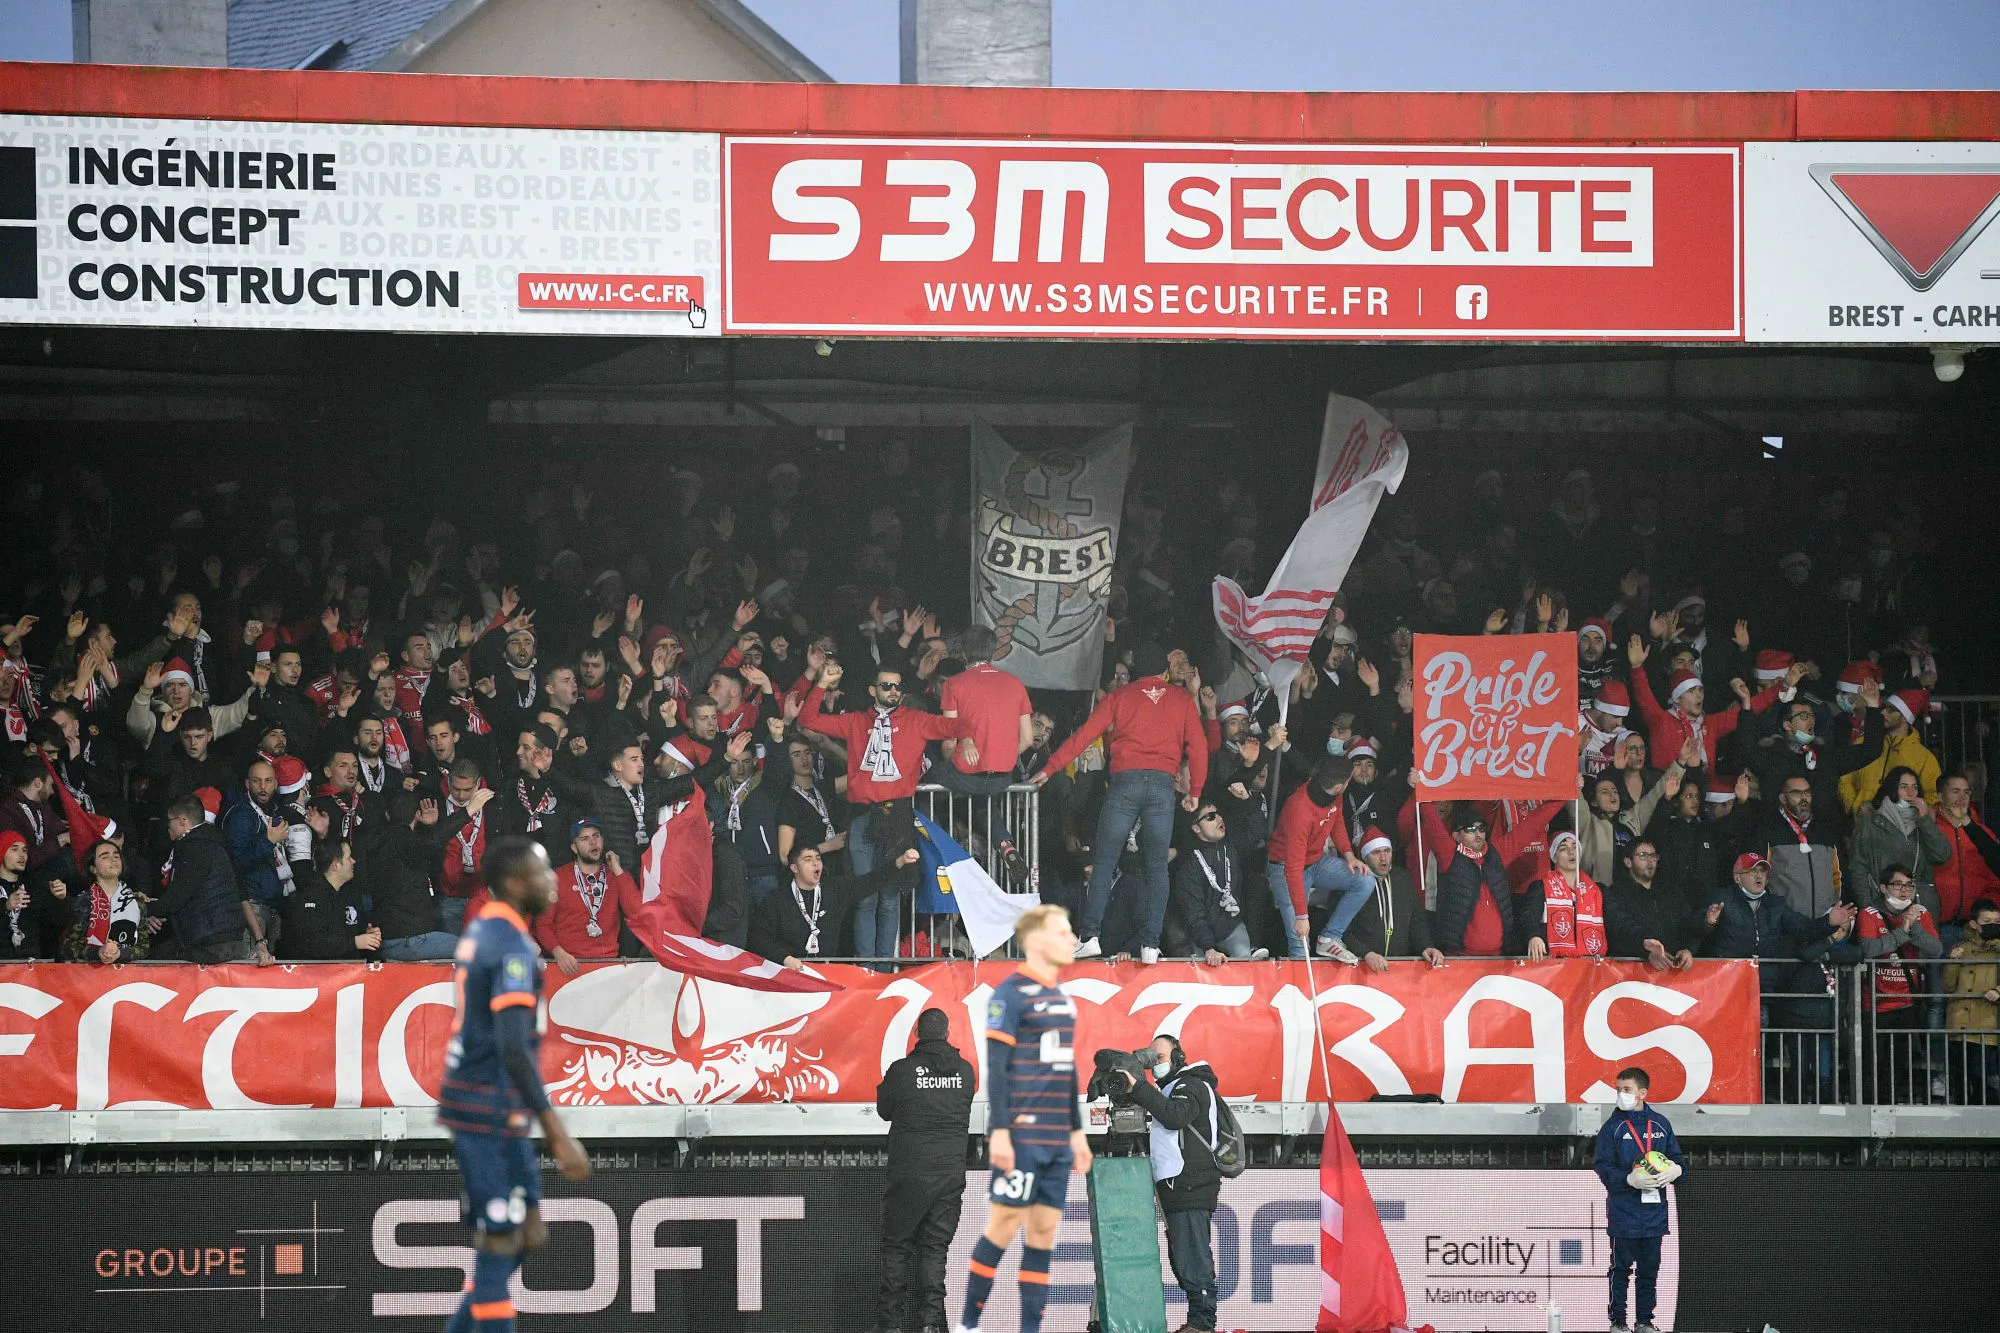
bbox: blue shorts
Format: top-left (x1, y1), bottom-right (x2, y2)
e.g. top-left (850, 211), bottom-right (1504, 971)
top-left (989, 1141), bottom-right (1073, 1210)
top-left (453, 1131), bottom-right (541, 1235)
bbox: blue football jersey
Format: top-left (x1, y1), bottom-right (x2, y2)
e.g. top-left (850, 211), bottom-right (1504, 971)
top-left (985, 972), bottom-right (1080, 1148)
top-left (439, 902), bottom-right (544, 1137)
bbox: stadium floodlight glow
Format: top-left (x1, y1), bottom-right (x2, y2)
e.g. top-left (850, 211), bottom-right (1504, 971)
top-left (1933, 347), bottom-right (1967, 383)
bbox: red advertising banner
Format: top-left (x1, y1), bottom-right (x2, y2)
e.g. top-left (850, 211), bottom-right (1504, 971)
top-left (722, 138), bottom-right (1740, 340)
top-left (0, 958), bottom-right (1758, 1111)
top-left (1414, 632), bottom-right (1581, 800)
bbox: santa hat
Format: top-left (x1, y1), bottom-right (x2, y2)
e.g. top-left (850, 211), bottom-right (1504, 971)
top-left (274, 754), bottom-right (311, 796)
top-left (1347, 740), bottom-right (1378, 762)
top-left (1667, 668), bottom-right (1703, 702)
top-left (1578, 618), bottom-right (1613, 645)
top-left (1753, 649), bottom-right (1794, 682)
top-left (195, 786), bottom-right (223, 822)
top-left (1593, 680), bottom-right (1630, 718)
top-left (1549, 830), bottom-right (1580, 862)
top-left (658, 741), bottom-right (695, 771)
top-left (1888, 689), bottom-right (1930, 726)
top-left (1358, 827), bottom-right (1393, 858)
top-left (1836, 660), bottom-right (1883, 696)
top-left (1674, 589), bottom-right (1706, 614)
top-left (1218, 703), bottom-right (1250, 722)
top-left (159, 659), bottom-right (195, 689)
top-left (1705, 773), bottom-right (1738, 804)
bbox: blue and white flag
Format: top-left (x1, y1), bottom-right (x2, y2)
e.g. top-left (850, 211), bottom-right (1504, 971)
top-left (914, 811), bottom-right (1038, 958)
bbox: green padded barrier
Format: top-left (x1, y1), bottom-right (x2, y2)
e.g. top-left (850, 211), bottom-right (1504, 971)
top-left (1086, 1155), bottom-right (1169, 1333)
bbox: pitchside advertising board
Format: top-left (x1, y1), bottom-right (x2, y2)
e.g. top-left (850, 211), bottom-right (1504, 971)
top-left (1745, 141), bottom-right (2000, 342)
top-left (723, 137), bottom-right (1742, 339)
top-left (0, 1167), bottom-right (1672, 1332)
top-left (0, 114), bottom-right (720, 333)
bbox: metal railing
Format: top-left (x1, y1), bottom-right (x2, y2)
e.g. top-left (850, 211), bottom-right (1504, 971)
top-left (1756, 959), bottom-right (2000, 1108)
top-left (1925, 695), bottom-right (1999, 804)
top-left (891, 783), bottom-right (1040, 961)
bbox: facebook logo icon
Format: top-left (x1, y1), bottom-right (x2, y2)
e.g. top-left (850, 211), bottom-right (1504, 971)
top-left (1454, 284), bottom-right (1488, 320)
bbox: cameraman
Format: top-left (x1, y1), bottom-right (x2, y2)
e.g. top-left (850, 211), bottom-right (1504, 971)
top-left (1114, 1035), bottom-right (1222, 1333)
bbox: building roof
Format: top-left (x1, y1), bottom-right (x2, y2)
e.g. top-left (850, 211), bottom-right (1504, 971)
top-left (226, 0), bottom-right (830, 80)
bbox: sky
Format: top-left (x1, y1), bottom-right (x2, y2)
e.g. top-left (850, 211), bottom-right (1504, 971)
top-left (3, 0), bottom-right (1997, 88)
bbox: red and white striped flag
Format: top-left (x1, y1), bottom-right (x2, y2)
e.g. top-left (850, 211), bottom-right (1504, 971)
top-left (1214, 394), bottom-right (1408, 720)
top-left (1318, 1104), bottom-right (1410, 1333)
top-left (629, 787), bottom-right (841, 995)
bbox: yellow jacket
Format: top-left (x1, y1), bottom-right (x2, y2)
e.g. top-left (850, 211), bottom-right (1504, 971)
top-left (1945, 929), bottom-right (2000, 1046)
top-left (1839, 732), bottom-right (1941, 813)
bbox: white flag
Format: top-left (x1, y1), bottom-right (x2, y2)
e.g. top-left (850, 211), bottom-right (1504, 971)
top-left (1212, 394), bottom-right (1408, 719)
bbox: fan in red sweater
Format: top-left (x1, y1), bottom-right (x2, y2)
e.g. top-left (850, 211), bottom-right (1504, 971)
top-left (1033, 644), bottom-right (1208, 963)
top-left (535, 818), bottom-right (643, 975)
top-left (1626, 634), bottom-right (1788, 772)
top-left (799, 658), bottom-right (969, 960)
top-left (1264, 755), bottom-right (1376, 963)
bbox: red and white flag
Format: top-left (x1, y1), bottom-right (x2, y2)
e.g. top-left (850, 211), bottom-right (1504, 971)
top-left (1214, 394), bottom-right (1408, 720)
top-left (1318, 1104), bottom-right (1410, 1333)
top-left (629, 787), bottom-right (841, 995)
top-left (43, 757), bottom-right (115, 880)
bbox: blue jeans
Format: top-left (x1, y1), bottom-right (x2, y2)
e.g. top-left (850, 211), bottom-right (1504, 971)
top-left (382, 931), bottom-right (462, 961)
top-left (440, 897), bottom-right (472, 934)
top-left (1079, 769), bottom-right (1176, 949)
top-left (745, 870), bottom-right (782, 904)
top-left (1264, 854), bottom-right (1374, 959)
top-left (849, 807), bottom-right (902, 959)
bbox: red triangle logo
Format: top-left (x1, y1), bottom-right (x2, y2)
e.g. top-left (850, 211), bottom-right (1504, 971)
top-left (1811, 163), bottom-right (2000, 291)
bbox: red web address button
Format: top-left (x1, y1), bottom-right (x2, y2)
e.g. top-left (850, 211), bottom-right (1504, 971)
top-left (518, 273), bottom-right (706, 316)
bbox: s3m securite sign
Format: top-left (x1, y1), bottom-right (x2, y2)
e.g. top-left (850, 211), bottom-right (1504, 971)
top-left (0, 114), bottom-right (719, 334)
top-left (1746, 141), bottom-right (2000, 341)
top-left (723, 137), bottom-right (1741, 339)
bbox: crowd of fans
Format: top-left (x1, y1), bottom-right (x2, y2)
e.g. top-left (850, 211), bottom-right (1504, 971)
top-left (0, 450), bottom-right (1990, 1101)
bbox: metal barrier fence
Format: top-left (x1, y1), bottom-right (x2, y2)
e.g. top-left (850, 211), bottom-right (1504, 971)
top-left (1758, 960), bottom-right (2000, 1108)
top-left (895, 782), bottom-right (1039, 961)
top-left (1927, 695), bottom-right (1999, 805)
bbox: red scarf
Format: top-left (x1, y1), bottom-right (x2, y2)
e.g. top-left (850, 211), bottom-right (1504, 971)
top-left (450, 691), bottom-right (492, 736)
top-left (1539, 870), bottom-right (1607, 957)
top-left (86, 878), bottom-right (142, 948)
top-left (383, 716), bottom-right (412, 771)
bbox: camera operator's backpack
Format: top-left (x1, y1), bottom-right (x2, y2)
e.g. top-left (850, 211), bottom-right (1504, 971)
top-left (1204, 1090), bottom-right (1247, 1178)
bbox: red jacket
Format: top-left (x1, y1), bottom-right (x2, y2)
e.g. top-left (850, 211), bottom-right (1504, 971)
top-left (1267, 784), bottom-right (1352, 915)
top-left (1629, 671), bottom-right (1782, 771)
top-left (1039, 676), bottom-right (1208, 796)
top-left (535, 861), bottom-right (641, 960)
top-left (799, 689), bottom-right (964, 803)
top-left (1933, 812), bottom-right (2000, 923)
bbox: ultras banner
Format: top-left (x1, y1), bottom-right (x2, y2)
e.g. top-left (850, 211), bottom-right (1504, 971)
top-left (0, 957), bottom-right (1759, 1111)
top-left (0, 115), bottom-right (719, 334)
top-left (971, 419), bottom-right (1134, 690)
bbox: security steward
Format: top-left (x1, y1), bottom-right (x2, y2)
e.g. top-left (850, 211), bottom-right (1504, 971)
top-left (876, 1006), bottom-right (976, 1333)
top-left (1114, 1034), bottom-right (1223, 1333)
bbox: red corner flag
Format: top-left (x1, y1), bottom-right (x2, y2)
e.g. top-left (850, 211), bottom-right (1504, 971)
top-left (1318, 1104), bottom-right (1409, 1333)
top-left (629, 789), bottom-right (841, 995)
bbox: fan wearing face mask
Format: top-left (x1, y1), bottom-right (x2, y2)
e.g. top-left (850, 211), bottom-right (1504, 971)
top-left (1857, 862), bottom-right (1945, 1103)
top-left (1850, 766), bottom-right (1952, 920)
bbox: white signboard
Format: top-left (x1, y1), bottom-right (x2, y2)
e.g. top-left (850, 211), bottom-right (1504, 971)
top-left (0, 114), bottom-right (720, 334)
top-left (946, 1167), bottom-right (1679, 1332)
top-left (1746, 140), bottom-right (2000, 342)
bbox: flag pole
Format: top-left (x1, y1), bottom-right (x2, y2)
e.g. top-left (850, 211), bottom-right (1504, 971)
top-left (1302, 950), bottom-right (1337, 1129)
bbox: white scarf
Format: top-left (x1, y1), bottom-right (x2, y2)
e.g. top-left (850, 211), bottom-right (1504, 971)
top-left (573, 863), bottom-right (609, 938)
top-left (860, 707), bottom-right (902, 783)
top-left (790, 879), bottom-right (824, 955)
top-left (1192, 843), bottom-right (1239, 918)
top-left (726, 776), bottom-right (756, 833)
